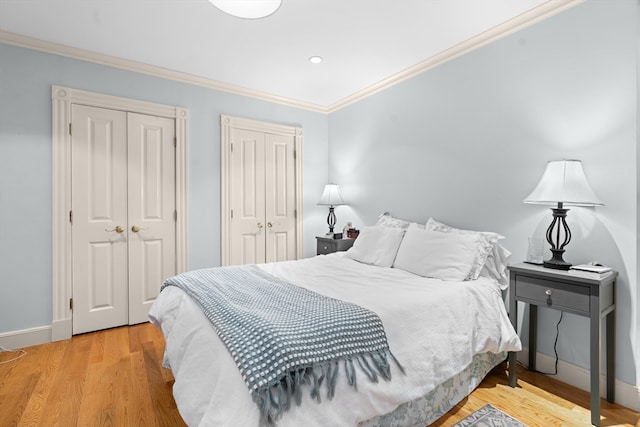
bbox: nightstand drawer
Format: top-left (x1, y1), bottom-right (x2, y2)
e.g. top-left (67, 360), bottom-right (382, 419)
top-left (317, 240), bottom-right (337, 255)
top-left (316, 237), bottom-right (355, 255)
top-left (515, 276), bottom-right (589, 313)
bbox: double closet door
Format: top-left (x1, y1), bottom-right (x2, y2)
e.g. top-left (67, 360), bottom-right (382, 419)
top-left (71, 105), bottom-right (176, 334)
top-left (228, 126), bottom-right (298, 265)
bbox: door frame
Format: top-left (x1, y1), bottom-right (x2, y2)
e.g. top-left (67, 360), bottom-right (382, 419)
top-left (51, 85), bottom-right (189, 341)
top-left (220, 115), bottom-right (303, 266)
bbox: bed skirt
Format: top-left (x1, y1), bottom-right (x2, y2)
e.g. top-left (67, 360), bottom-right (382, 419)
top-left (360, 351), bottom-right (506, 427)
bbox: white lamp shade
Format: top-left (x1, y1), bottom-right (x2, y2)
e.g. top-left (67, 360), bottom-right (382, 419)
top-left (208, 0), bottom-right (281, 19)
top-left (317, 184), bottom-right (345, 206)
top-left (524, 159), bottom-right (603, 206)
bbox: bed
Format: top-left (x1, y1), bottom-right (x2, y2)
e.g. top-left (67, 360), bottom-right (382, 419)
top-left (149, 216), bottom-right (522, 427)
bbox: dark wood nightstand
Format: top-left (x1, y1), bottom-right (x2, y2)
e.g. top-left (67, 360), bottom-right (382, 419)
top-left (316, 236), bottom-right (355, 255)
top-left (507, 262), bottom-right (617, 426)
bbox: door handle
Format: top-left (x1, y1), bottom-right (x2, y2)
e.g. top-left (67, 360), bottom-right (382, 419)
top-left (267, 221), bottom-right (273, 228)
top-left (131, 225), bottom-right (149, 233)
top-left (106, 225), bottom-right (124, 233)
top-left (257, 222), bottom-right (264, 229)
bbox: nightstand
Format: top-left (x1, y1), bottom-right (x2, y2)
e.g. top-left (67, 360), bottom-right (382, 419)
top-left (316, 236), bottom-right (355, 255)
top-left (507, 262), bottom-right (617, 426)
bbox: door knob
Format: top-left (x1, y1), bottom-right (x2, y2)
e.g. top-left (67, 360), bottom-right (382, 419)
top-left (267, 221), bottom-right (273, 228)
top-left (106, 225), bottom-right (124, 233)
top-left (131, 225), bottom-right (148, 233)
top-left (257, 222), bottom-right (264, 229)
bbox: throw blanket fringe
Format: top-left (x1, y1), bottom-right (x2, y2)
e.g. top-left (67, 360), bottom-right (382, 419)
top-left (162, 265), bottom-right (404, 426)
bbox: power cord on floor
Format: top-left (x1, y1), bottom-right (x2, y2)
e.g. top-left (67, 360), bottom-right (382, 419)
top-left (518, 311), bottom-right (563, 375)
top-left (0, 345), bottom-right (27, 364)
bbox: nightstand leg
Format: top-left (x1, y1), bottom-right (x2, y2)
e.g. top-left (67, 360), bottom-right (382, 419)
top-left (606, 310), bottom-right (615, 403)
top-left (508, 352), bottom-right (517, 387)
top-left (590, 304), bottom-right (601, 426)
top-left (529, 305), bottom-right (537, 372)
top-left (508, 283), bottom-right (517, 387)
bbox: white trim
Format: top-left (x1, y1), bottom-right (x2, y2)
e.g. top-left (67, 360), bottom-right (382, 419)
top-left (220, 115), bottom-right (303, 266)
top-left (0, 325), bottom-right (52, 350)
top-left (51, 85), bottom-right (188, 341)
top-left (0, 31), bottom-right (325, 113)
top-left (517, 349), bottom-right (640, 412)
top-left (0, 0), bottom-right (583, 114)
top-left (326, 0), bottom-right (585, 112)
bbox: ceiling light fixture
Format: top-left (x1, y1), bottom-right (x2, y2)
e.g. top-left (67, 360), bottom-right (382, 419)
top-left (208, 0), bottom-right (282, 19)
top-left (309, 56), bottom-right (323, 64)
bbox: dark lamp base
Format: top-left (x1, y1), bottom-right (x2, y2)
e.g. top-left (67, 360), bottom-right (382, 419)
top-left (543, 260), bottom-right (572, 270)
top-left (543, 248), bottom-right (572, 270)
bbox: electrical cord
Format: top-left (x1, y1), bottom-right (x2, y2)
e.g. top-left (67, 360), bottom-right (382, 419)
top-left (518, 310), bottom-right (563, 375)
top-left (0, 345), bottom-right (27, 364)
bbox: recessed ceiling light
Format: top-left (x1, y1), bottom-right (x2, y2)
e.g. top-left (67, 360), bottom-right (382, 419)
top-left (208, 0), bottom-right (282, 19)
top-left (309, 56), bottom-right (323, 64)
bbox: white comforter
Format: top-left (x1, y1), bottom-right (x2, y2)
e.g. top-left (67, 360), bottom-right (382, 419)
top-left (149, 253), bottom-right (521, 427)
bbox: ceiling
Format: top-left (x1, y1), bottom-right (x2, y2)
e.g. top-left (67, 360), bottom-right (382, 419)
top-left (0, 0), bottom-right (580, 111)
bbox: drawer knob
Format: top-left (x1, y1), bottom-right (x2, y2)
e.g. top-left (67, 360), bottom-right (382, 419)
top-left (545, 290), bottom-right (553, 296)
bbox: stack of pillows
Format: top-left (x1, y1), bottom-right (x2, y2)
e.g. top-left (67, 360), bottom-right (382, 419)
top-left (342, 213), bottom-right (510, 289)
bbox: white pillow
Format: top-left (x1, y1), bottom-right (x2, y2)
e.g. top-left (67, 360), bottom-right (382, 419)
top-left (393, 224), bottom-right (481, 281)
top-left (344, 225), bottom-right (405, 268)
top-left (425, 218), bottom-right (503, 280)
top-left (479, 243), bottom-right (512, 289)
top-left (376, 212), bottom-right (425, 230)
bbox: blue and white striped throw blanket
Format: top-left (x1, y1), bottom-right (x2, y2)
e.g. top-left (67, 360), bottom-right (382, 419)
top-left (162, 265), bottom-right (403, 425)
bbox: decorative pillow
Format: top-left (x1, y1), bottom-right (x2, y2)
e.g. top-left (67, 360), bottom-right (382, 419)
top-left (344, 225), bottom-right (405, 268)
top-left (425, 218), bottom-right (504, 281)
top-left (376, 212), bottom-right (424, 229)
top-left (393, 224), bottom-right (481, 281)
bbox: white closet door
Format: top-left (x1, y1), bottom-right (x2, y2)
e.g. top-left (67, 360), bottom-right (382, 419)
top-left (71, 105), bottom-right (128, 334)
top-left (229, 128), bottom-right (266, 265)
top-left (127, 113), bottom-right (176, 324)
top-left (264, 133), bottom-right (297, 263)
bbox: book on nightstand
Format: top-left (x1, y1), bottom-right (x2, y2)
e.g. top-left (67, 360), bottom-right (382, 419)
top-left (570, 263), bottom-right (612, 274)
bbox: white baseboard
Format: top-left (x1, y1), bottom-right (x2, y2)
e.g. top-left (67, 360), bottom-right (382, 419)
top-left (0, 325), bottom-right (52, 350)
top-left (518, 348), bottom-right (640, 412)
top-left (51, 318), bottom-right (72, 342)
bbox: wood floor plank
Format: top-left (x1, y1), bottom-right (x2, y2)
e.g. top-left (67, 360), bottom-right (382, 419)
top-left (1, 323), bottom-right (638, 427)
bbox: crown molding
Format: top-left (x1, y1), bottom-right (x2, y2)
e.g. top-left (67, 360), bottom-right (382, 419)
top-left (326, 0), bottom-right (584, 113)
top-left (1, 0), bottom-right (582, 115)
top-left (0, 30), bottom-right (328, 113)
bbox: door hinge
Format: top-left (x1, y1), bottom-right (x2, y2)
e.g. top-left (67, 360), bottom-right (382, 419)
top-left (230, 209), bottom-right (234, 219)
top-left (69, 298), bottom-right (73, 310)
top-left (294, 209), bottom-right (297, 218)
top-left (174, 136), bottom-right (177, 147)
top-left (293, 149), bottom-right (296, 159)
top-left (230, 143), bottom-right (233, 153)
top-left (68, 123), bottom-right (72, 135)
top-left (69, 210), bottom-right (73, 223)
top-left (174, 210), bottom-right (177, 221)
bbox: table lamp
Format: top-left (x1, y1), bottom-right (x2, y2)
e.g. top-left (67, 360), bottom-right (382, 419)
top-left (317, 183), bottom-right (345, 234)
top-left (524, 159), bottom-right (603, 270)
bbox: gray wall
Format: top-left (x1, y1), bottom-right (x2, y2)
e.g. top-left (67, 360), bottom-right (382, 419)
top-left (328, 0), bottom-right (638, 386)
top-left (0, 43), bottom-right (329, 334)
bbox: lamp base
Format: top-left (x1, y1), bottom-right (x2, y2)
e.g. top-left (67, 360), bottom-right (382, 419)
top-left (543, 249), bottom-right (572, 270)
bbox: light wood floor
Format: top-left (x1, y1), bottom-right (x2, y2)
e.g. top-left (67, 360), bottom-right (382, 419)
top-left (1, 323), bottom-right (638, 426)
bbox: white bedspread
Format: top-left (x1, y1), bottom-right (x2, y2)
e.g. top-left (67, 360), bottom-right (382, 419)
top-left (149, 253), bottom-right (521, 427)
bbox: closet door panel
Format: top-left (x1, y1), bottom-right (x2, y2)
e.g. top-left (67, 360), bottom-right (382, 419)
top-left (71, 105), bottom-right (128, 334)
top-left (230, 128), bottom-right (266, 265)
top-left (265, 133), bottom-right (296, 263)
top-left (127, 113), bottom-right (176, 324)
